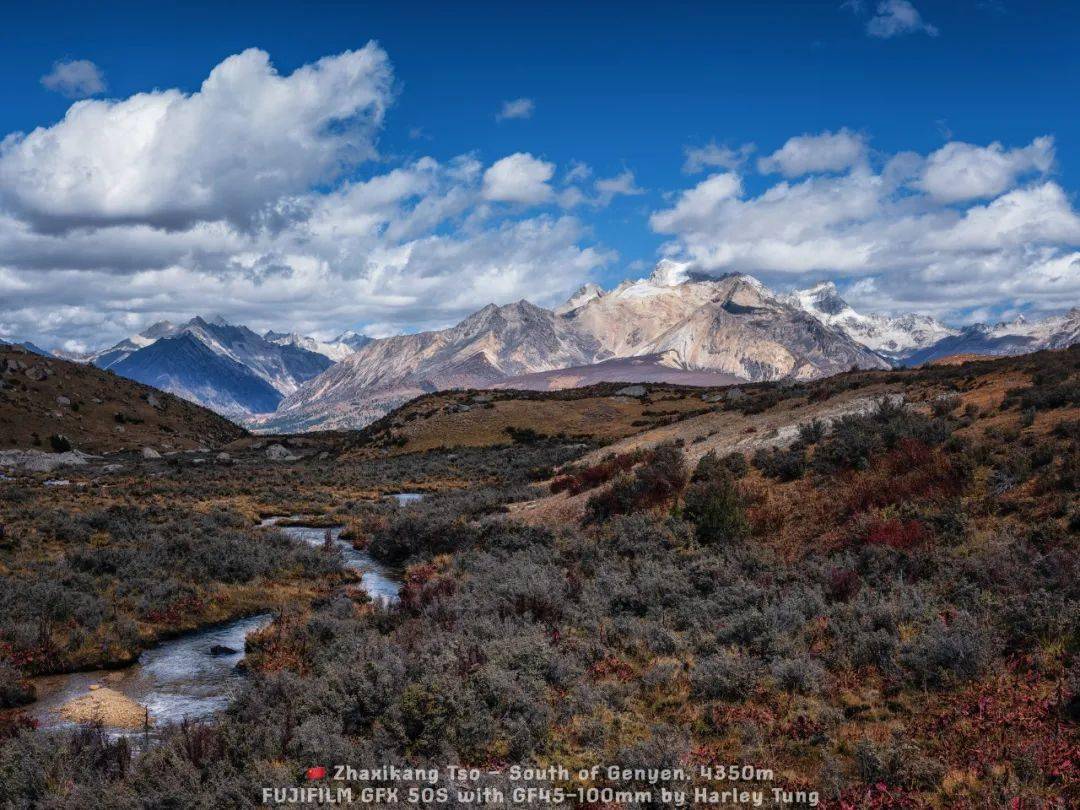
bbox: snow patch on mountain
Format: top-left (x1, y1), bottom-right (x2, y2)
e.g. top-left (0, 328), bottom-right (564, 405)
top-left (263, 330), bottom-right (360, 362)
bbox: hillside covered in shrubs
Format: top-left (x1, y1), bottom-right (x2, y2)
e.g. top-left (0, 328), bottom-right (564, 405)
top-left (0, 348), bottom-right (1077, 807)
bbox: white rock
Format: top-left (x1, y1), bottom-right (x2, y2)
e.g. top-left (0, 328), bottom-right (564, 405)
top-left (0, 449), bottom-right (92, 473)
top-left (265, 444), bottom-right (298, 461)
top-left (141, 447), bottom-right (161, 459)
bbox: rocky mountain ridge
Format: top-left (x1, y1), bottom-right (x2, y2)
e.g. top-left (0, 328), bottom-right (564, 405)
top-left (260, 263), bottom-right (889, 431)
top-left (19, 265), bottom-right (1079, 430)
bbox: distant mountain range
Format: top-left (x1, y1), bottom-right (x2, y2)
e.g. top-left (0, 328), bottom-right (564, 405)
top-left (14, 262), bottom-right (1078, 429)
top-left (43, 316), bottom-right (369, 417)
top-left (258, 263), bottom-right (891, 432)
top-left (784, 282), bottom-right (959, 360)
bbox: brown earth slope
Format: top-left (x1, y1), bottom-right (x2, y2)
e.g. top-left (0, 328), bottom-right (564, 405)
top-left (0, 343), bottom-right (246, 452)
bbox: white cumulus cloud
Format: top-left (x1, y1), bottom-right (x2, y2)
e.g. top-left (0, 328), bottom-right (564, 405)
top-left (915, 137), bottom-right (1054, 203)
top-left (40, 59), bottom-right (106, 98)
top-left (866, 0), bottom-right (938, 39)
top-left (481, 152), bottom-right (555, 204)
top-left (592, 170), bottom-right (644, 206)
top-left (757, 129), bottom-right (867, 177)
top-left (0, 49), bottom-right (619, 350)
top-left (683, 141), bottom-right (755, 174)
top-left (495, 98), bottom-right (535, 121)
top-left (652, 133), bottom-right (1080, 319)
top-left (4, 46), bottom-right (393, 231)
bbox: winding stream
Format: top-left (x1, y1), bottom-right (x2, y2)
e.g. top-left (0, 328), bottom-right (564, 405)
top-left (27, 496), bottom-right (421, 734)
top-left (259, 517), bottom-right (401, 606)
top-left (28, 613), bottom-right (271, 735)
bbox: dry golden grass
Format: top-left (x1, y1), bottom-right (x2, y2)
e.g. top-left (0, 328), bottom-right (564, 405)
top-left (59, 687), bottom-right (148, 729)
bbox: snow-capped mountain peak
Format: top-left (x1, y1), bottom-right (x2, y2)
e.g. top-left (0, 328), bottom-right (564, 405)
top-left (555, 282), bottom-right (605, 314)
top-left (263, 330), bottom-right (359, 362)
top-left (788, 281), bottom-right (861, 320)
top-left (649, 258), bottom-right (692, 287)
top-left (786, 282), bottom-right (958, 358)
top-left (333, 330), bottom-right (373, 351)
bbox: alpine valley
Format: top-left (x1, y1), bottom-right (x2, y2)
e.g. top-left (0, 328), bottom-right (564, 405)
top-left (26, 261), bottom-right (1080, 431)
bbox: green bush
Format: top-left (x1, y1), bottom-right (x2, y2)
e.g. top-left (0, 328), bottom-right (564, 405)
top-left (48, 434), bottom-right (72, 452)
top-left (683, 477), bottom-right (747, 545)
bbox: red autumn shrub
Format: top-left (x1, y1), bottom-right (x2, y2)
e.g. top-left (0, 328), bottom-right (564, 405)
top-left (828, 567), bottom-right (862, 602)
top-left (865, 518), bottom-right (927, 550)
top-left (550, 450), bottom-right (644, 495)
top-left (399, 563), bottom-right (456, 614)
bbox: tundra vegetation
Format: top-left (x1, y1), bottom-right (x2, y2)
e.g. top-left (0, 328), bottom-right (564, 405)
top-left (0, 348), bottom-right (1077, 807)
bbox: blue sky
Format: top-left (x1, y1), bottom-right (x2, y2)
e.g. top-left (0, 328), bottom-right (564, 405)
top-left (1, 1), bottom-right (1078, 349)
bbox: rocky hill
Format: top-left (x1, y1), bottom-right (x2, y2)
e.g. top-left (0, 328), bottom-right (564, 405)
top-left (0, 342), bottom-right (246, 455)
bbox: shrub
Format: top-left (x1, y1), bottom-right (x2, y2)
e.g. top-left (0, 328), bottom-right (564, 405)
top-left (900, 614), bottom-right (992, 689)
top-left (930, 395), bottom-right (960, 417)
top-left (0, 662), bottom-right (35, 707)
top-left (693, 450), bottom-right (748, 482)
top-left (827, 568), bottom-right (861, 603)
top-left (1006, 375), bottom-right (1080, 411)
top-left (683, 478), bottom-right (747, 545)
top-left (770, 655), bottom-right (826, 694)
top-left (48, 434), bottom-right (72, 452)
top-left (797, 418), bottom-right (827, 445)
top-left (505, 426), bottom-right (545, 444)
top-left (854, 734), bottom-right (945, 791)
top-left (864, 518), bottom-right (927, 551)
top-left (585, 444), bottom-right (687, 523)
top-left (635, 443), bottom-right (689, 504)
top-left (550, 450), bottom-right (643, 495)
top-left (691, 649), bottom-right (762, 700)
top-left (752, 446), bottom-right (806, 481)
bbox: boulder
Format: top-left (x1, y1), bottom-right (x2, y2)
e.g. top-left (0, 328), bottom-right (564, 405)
top-left (265, 444), bottom-right (298, 462)
top-left (615, 384), bottom-right (647, 397)
top-left (141, 447), bottom-right (161, 459)
top-left (216, 452), bottom-right (231, 462)
top-left (55, 395), bottom-right (71, 407)
top-left (208, 644), bottom-right (238, 656)
top-left (725, 387), bottom-right (746, 402)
